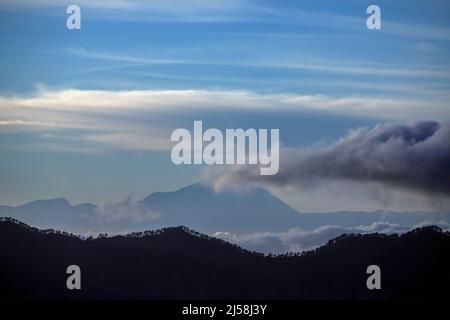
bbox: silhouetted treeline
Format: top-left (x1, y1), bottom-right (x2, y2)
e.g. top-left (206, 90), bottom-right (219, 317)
top-left (1, 218), bottom-right (449, 299)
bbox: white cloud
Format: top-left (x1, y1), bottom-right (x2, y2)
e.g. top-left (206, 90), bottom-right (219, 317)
top-left (95, 195), bottom-right (159, 222)
top-left (1, 88), bottom-right (449, 153)
top-left (1, 87), bottom-right (446, 119)
top-left (0, 119), bottom-right (82, 129)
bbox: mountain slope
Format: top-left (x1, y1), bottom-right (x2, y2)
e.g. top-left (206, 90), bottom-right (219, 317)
top-left (1, 218), bottom-right (449, 300)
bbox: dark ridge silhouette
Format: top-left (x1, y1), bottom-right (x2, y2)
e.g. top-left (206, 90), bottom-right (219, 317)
top-left (1, 217), bottom-right (449, 300)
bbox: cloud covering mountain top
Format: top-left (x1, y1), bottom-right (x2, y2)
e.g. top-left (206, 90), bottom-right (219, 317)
top-left (206, 121), bottom-right (450, 202)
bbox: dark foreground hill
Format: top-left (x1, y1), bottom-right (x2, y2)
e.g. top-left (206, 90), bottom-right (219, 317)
top-left (1, 218), bottom-right (449, 300)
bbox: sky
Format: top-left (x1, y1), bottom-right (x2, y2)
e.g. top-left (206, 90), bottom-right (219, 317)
top-left (0, 0), bottom-right (449, 212)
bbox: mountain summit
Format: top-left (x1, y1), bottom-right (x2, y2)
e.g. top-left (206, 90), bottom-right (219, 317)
top-left (141, 183), bottom-right (300, 232)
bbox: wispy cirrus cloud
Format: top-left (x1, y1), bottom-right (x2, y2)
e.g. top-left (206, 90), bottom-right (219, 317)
top-left (3, 0), bottom-right (450, 41)
top-left (0, 0), bottom-right (256, 23)
top-left (66, 47), bottom-right (450, 80)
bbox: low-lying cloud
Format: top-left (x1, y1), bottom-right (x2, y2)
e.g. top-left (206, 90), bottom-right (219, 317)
top-left (206, 121), bottom-right (450, 197)
top-left (213, 221), bottom-right (450, 254)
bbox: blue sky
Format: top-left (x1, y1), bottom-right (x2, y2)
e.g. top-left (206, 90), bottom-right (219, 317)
top-left (0, 0), bottom-right (449, 211)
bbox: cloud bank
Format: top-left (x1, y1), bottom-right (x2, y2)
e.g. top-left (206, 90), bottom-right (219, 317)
top-left (213, 221), bottom-right (450, 254)
top-left (206, 121), bottom-right (450, 197)
top-left (2, 88), bottom-right (447, 154)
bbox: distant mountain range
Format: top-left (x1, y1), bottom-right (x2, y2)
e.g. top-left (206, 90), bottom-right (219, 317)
top-left (1, 183), bottom-right (449, 235)
top-left (0, 197), bottom-right (96, 233)
top-left (1, 218), bottom-right (449, 299)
